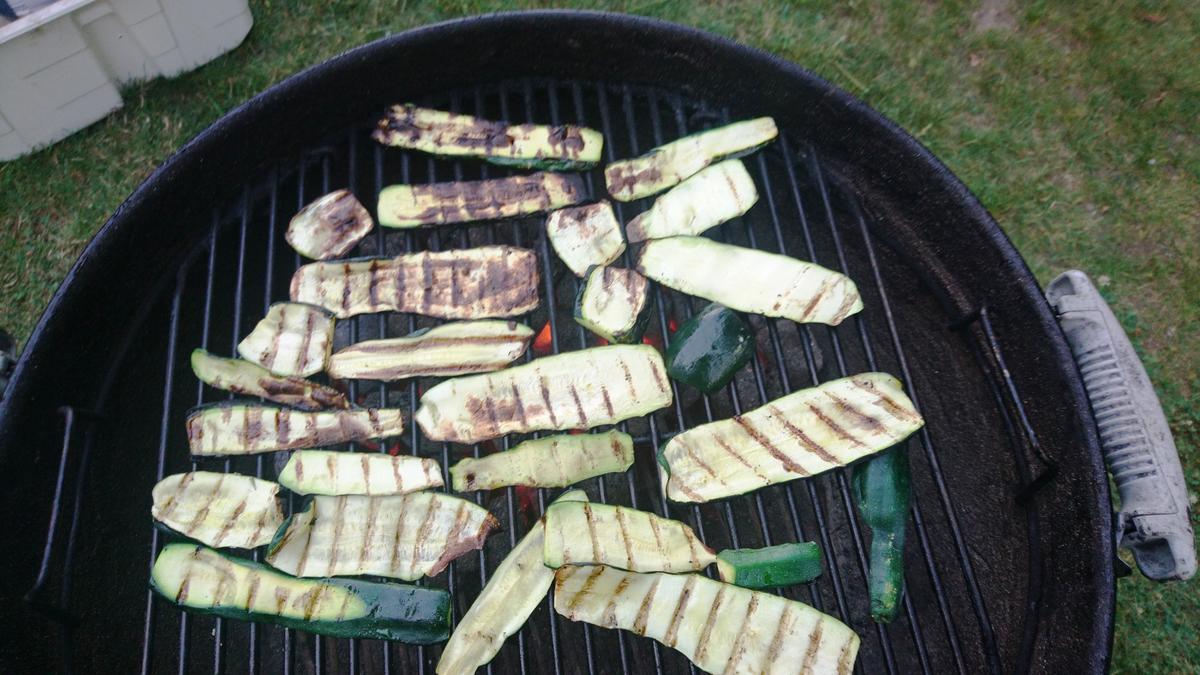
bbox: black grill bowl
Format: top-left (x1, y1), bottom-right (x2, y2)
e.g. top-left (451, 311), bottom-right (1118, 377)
top-left (0, 11), bottom-right (1113, 674)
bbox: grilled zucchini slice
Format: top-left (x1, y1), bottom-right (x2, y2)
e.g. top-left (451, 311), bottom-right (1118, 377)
top-left (237, 302), bottom-right (335, 377)
top-left (543, 502), bottom-right (715, 573)
top-left (278, 450), bottom-right (443, 496)
top-left (286, 189), bottom-right (374, 260)
top-left (328, 320), bottom-right (533, 381)
top-left (415, 344), bottom-right (672, 444)
top-left (546, 201), bottom-right (626, 277)
top-left (151, 543), bottom-right (451, 643)
top-left (660, 373), bottom-right (924, 503)
top-left (625, 159), bottom-right (758, 243)
top-left (266, 493), bottom-right (498, 581)
top-left (186, 403), bottom-right (405, 456)
top-left (290, 246), bottom-right (540, 319)
top-left (191, 349), bottom-right (347, 411)
top-left (605, 117), bottom-right (778, 202)
top-left (151, 472), bottom-right (284, 549)
top-left (373, 104), bottom-right (603, 171)
top-left (378, 172), bottom-right (585, 228)
top-left (636, 236), bottom-right (863, 326)
top-left (449, 430), bottom-right (633, 492)
top-left (573, 266), bottom-right (652, 344)
top-left (554, 565), bottom-right (859, 674)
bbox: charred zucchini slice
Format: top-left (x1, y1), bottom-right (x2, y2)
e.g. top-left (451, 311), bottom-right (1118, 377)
top-left (278, 450), bottom-right (443, 496)
top-left (449, 430), bottom-right (633, 491)
top-left (265, 493), bottom-right (498, 581)
top-left (415, 344), bottom-right (672, 444)
top-left (151, 543), bottom-right (451, 643)
top-left (636, 236), bottom-right (863, 326)
top-left (191, 349), bottom-right (347, 411)
top-left (715, 542), bottom-right (823, 589)
top-left (373, 104), bottom-right (603, 171)
top-left (186, 403), bottom-right (405, 456)
top-left (377, 172), bottom-right (585, 228)
top-left (664, 304), bottom-right (755, 394)
top-left (605, 117), bottom-right (778, 202)
top-left (290, 246), bottom-right (540, 319)
top-left (285, 189), bottom-right (374, 260)
top-left (237, 302), bottom-right (335, 377)
top-left (573, 265), bottom-right (652, 344)
top-left (546, 201), bottom-right (627, 277)
top-left (151, 472), bottom-right (284, 549)
top-left (661, 373), bottom-right (924, 503)
top-left (625, 159), bottom-right (758, 243)
top-left (328, 320), bottom-right (533, 381)
top-left (544, 502), bottom-right (715, 573)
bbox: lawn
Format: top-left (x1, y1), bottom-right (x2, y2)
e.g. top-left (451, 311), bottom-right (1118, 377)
top-left (1, 0), bottom-right (1196, 671)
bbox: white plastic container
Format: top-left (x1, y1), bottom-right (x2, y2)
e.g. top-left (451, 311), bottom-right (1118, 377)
top-left (0, 0), bottom-right (252, 161)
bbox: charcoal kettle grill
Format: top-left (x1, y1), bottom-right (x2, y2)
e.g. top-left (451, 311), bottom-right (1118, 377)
top-left (0, 11), bottom-right (1192, 674)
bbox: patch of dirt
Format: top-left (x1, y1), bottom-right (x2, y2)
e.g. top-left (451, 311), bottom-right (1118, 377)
top-left (972, 0), bottom-right (1017, 32)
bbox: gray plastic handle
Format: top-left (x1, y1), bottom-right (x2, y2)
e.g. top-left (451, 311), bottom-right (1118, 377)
top-left (1047, 270), bottom-right (1195, 581)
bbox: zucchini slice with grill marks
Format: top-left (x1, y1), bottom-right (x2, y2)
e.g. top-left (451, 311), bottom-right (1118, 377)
top-left (191, 349), bottom-right (347, 411)
top-left (436, 489), bottom-right (588, 674)
top-left (573, 265), bottom-right (652, 344)
top-left (543, 502), bottom-right (715, 573)
top-left (266, 493), bottom-right (498, 581)
top-left (636, 236), bottom-right (863, 326)
top-left (151, 543), bottom-right (451, 643)
top-left (415, 344), bottom-right (672, 444)
top-left (373, 104), bottom-right (604, 171)
top-left (328, 320), bottom-right (533, 381)
top-left (378, 172), bottom-right (585, 228)
top-left (625, 159), bottom-right (758, 243)
top-left (605, 117), bottom-right (778, 202)
top-left (286, 189), bottom-right (374, 260)
top-left (554, 565), bottom-right (859, 674)
top-left (450, 430), bottom-right (633, 492)
top-left (237, 302), bottom-right (335, 377)
top-left (152, 472), bottom-right (284, 549)
top-left (661, 372), bottom-right (924, 503)
top-left (546, 201), bottom-right (627, 277)
top-left (186, 403), bottom-right (405, 456)
top-left (278, 450), bottom-right (443, 496)
top-left (290, 246), bottom-right (540, 320)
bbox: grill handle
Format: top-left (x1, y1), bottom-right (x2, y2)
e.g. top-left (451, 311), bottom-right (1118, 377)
top-left (1047, 270), bottom-right (1195, 581)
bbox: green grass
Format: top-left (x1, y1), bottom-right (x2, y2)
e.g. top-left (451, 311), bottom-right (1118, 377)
top-left (1, 0), bottom-right (1196, 670)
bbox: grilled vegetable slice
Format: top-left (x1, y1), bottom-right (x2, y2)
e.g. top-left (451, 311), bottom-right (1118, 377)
top-left (543, 502), bottom-right (715, 573)
top-left (853, 447), bottom-right (910, 622)
top-left (437, 489), bottom-right (587, 674)
top-left (290, 246), bottom-right (540, 320)
top-left (328, 320), bottom-right (533, 381)
top-left (546, 201), bottom-right (626, 277)
top-left (605, 117), bottom-right (778, 202)
top-left (450, 430), bottom-right (633, 492)
top-left (151, 543), bottom-right (450, 643)
top-left (715, 542), bottom-right (822, 589)
top-left (191, 349), bottom-right (347, 411)
top-left (665, 303), bottom-right (754, 393)
top-left (554, 565), bottom-right (859, 674)
top-left (237, 302), bottom-right (335, 377)
top-left (573, 266), bottom-right (652, 344)
top-left (278, 450), bottom-right (443, 496)
top-left (286, 189), bottom-right (374, 260)
top-left (636, 236), bottom-right (863, 326)
top-left (266, 493), bottom-right (498, 580)
top-left (151, 472), bottom-right (284, 549)
top-left (378, 172), bottom-right (585, 228)
top-left (661, 373), bottom-right (924, 503)
top-left (625, 159), bottom-right (757, 243)
top-left (416, 344), bottom-right (672, 444)
top-left (186, 404), bottom-right (405, 456)
top-left (373, 104), bottom-right (603, 171)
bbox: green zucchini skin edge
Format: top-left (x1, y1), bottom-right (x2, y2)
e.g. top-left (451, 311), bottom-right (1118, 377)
top-left (484, 155), bottom-right (597, 172)
top-left (665, 303), bottom-right (754, 393)
top-left (571, 265), bottom-right (653, 344)
top-left (715, 541), bottom-right (822, 589)
top-left (852, 446), bottom-right (911, 622)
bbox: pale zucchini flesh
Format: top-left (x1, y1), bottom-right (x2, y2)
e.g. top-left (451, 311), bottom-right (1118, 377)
top-left (546, 201), bottom-right (627, 277)
top-left (605, 117), bottom-right (778, 202)
top-left (636, 236), bottom-right (863, 326)
top-left (191, 349), bottom-right (348, 411)
top-left (450, 430), bottom-right (633, 492)
top-left (573, 265), bottom-right (652, 344)
top-left (328, 320), bottom-right (533, 381)
top-left (186, 404), bottom-right (405, 456)
top-left (625, 159), bottom-right (758, 243)
top-left (285, 189), bottom-right (374, 260)
top-left (237, 302), bottom-right (335, 377)
top-left (266, 493), bottom-right (499, 581)
top-left (415, 344), bottom-right (673, 444)
top-left (662, 373), bottom-right (924, 503)
top-left (543, 502), bottom-right (715, 573)
top-left (278, 450), bottom-right (444, 496)
top-left (378, 172), bottom-right (585, 228)
top-left (290, 246), bottom-right (540, 319)
top-left (151, 471), bottom-right (284, 549)
top-left (554, 565), bottom-right (859, 674)
top-left (436, 489), bottom-right (588, 675)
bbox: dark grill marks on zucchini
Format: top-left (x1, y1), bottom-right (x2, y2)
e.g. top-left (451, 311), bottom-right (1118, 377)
top-left (237, 302), bottom-right (335, 378)
top-left (328, 320), bottom-right (533, 380)
top-left (543, 502), bottom-right (715, 573)
top-left (377, 172), bottom-right (586, 228)
top-left (191, 349), bottom-right (348, 411)
top-left (767, 404), bottom-right (836, 465)
top-left (151, 472), bottom-right (284, 549)
top-left (186, 404), bottom-right (405, 456)
top-left (449, 430), bottom-right (633, 491)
